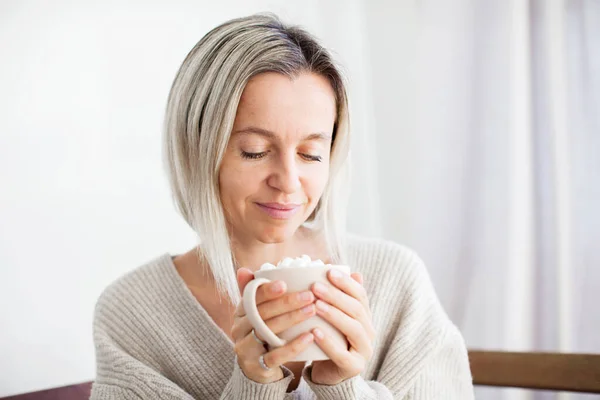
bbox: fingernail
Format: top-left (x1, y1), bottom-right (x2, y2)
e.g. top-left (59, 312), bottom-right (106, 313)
top-left (329, 269), bottom-right (342, 279)
top-left (271, 281), bottom-right (285, 293)
top-left (302, 304), bottom-right (315, 314)
top-left (299, 291), bottom-right (314, 302)
top-left (316, 300), bottom-right (328, 312)
top-left (303, 333), bottom-right (314, 343)
top-left (313, 328), bottom-right (324, 339)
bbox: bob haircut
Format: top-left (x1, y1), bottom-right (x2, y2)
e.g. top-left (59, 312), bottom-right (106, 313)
top-left (163, 13), bottom-right (351, 305)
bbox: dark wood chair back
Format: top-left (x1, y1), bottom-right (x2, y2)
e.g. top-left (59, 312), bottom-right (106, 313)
top-left (469, 350), bottom-right (600, 393)
top-left (0, 382), bottom-right (92, 400)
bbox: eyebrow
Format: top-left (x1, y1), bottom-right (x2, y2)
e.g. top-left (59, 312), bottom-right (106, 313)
top-left (231, 126), bottom-right (332, 142)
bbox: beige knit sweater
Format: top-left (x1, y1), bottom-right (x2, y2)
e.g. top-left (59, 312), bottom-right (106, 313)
top-left (90, 236), bottom-right (474, 399)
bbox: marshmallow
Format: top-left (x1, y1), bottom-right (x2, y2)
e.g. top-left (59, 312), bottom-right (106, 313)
top-left (259, 255), bottom-right (330, 271)
top-left (259, 263), bottom-right (277, 271)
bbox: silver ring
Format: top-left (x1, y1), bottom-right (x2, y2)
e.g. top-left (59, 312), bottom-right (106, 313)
top-left (251, 329), bottom-right (267, 345)
top-left (258, 354), bottom-right (271, 371)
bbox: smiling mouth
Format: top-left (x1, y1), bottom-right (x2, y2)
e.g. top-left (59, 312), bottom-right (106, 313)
top-left (258, 202), bottom-right (301, 210)
top-left (255, 202), bottom-right (302, 219)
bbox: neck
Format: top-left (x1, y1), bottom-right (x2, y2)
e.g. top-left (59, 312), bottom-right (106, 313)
top-left (230, 226), bottom-right (319, 272)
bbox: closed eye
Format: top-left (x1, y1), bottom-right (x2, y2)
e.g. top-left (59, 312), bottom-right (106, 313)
top-left (241, 151), bottom-right (267, 160)
top-left (300, 153), bottom-right (322, 162)
top-left (241, 150), bottom-right (322, 162)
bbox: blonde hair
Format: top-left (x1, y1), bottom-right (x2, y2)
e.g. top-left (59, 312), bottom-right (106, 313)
top-left (163, 13), bottom-right (351, 305)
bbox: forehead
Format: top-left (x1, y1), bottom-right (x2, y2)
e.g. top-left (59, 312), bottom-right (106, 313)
top-left (232, 72), bottom-right (337, 139)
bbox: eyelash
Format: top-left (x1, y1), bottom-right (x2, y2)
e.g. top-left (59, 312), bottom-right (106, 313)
top-left (241, 151), bottom-right (267, 160)
top-left (240, 151), bottom-right (322, 162)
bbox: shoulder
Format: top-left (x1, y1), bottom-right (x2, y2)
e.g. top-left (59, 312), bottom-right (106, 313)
top-left (345, 233), bottom-right (449, 326)
top-left (346, 233), bottom-right (420, 259)
top-left (93, 253), bottom-right (174, 333)
top-left (91, 254), bottom-right (184, 385)
top-left (345, 233), bottom-right (430, 286)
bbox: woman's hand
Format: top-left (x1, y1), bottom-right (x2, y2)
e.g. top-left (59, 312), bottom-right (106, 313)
top-left (231, 268), bottom-right (317, 384)
top-left (309, 270), bottom-right (375, 385)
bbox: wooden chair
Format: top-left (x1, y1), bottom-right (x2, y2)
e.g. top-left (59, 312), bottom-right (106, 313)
top-left (0, 382), bottom-right (92, 400)
top-left (469, 350), bottom-right (600, 394)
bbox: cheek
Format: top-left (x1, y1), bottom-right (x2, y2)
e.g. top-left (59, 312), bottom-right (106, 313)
top-left (219, 163), bottom-right (261, 205)
top-left (304, 165), bottom-right (330, 199)
top-left (219, 164), bottom-right (242, 207)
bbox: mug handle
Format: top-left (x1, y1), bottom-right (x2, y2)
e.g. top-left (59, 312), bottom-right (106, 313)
top-left (242, 278), bottom-right (287, 348)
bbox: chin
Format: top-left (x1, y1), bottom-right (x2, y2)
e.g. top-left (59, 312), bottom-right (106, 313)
top-left (255, 223), bottom-right (299, 244)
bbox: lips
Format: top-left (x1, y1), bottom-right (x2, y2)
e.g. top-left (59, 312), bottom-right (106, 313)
top-left (258, 203), bottom-right (302, 210)
top-left (255, 202), bottom-right (302, 219)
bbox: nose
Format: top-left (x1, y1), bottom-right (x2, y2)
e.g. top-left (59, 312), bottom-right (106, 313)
top-left (267, 152), bottom-right (301, 194)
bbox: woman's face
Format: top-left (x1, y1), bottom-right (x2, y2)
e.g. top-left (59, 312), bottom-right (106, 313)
top-left (219, 71), bottom-right (336, 245)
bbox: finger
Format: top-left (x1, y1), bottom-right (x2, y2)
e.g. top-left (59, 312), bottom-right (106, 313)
top-left (264, 303), bottom-right (316, 334)
top-left (234, 330), bottom-right (270, 360)
top-left (232, 287), bottom-right (310, 339)
top-left (255, 280), bottom-right (287, 304)
top-left (232, 300), bottom-right (316, 341)
top-left (258, 290), bottom-right (315, 321)
top-left (314, 299), bottom-right (373, 356)
top-left (236, 268), bottom-right (255, 295)
top-left (234, 268), bottom-right (255, 318)
top-left (312, 282), bottom-right (373, 338)
top-left (312, 327), bottom-right (365, 375)
top-left (236, 269), bottom-right (289, 300)
top-left (234, 274), bottom-right (287, 318)
top-left (327, 269), bottom-right (369, 310)
top-left (263, 332), bottom-right (315, 368)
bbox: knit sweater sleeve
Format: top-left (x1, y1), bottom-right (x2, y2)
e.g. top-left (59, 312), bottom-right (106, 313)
top-left (90, 330), bottom-right (298, 399)
top-left (297, 243), bottom-right (474, 399)
top-left (90, 284), bottom-right (299, 400)
top-left (89, 313), bottom-right (197, 399)
top-left (219, 357), bottom-right (298, 399)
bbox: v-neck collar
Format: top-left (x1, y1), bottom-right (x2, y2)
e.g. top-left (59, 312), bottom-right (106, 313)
top-left (161, 253), bottom-right (236, 348)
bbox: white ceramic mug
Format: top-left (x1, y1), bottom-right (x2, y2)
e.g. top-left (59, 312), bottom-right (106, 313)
top-left (242, 265), bottom-right (351, 362)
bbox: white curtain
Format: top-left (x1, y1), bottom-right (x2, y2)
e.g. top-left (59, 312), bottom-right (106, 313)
top-left (356, 1), bottom-right (599, 399)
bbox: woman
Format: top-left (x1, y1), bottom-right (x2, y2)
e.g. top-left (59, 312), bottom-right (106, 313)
top-left (91, 13), bottom-right (474, 399)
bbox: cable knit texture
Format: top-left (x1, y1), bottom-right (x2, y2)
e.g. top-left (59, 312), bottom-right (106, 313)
top-left (90, 235), bottom-right (474, 399)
